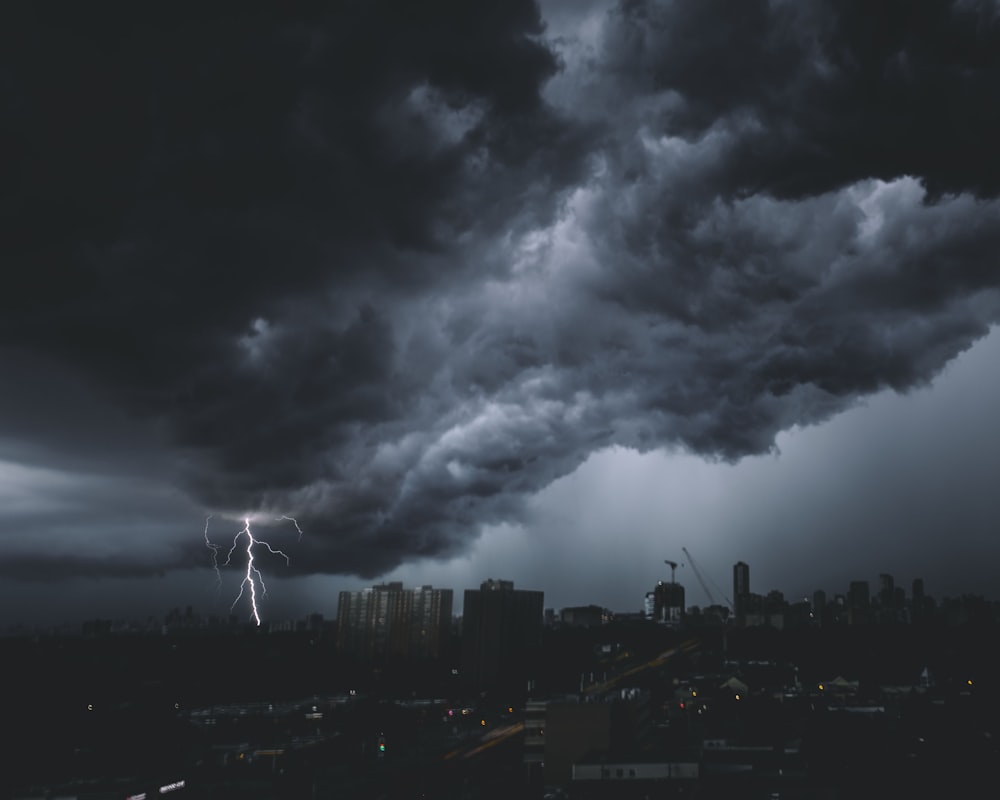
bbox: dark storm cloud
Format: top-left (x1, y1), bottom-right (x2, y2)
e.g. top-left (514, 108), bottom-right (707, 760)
top-left (0, 552), bottom-right (169, 582)
top-left (2, 1), bottom-right (999, 582)
top-left (602, 0), bottom-right (1000, 198)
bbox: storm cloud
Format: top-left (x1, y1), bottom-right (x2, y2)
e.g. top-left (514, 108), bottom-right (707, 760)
top-left (2, 0), bottom-right (999, 586)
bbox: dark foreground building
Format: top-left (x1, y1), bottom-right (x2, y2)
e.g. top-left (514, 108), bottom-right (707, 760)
top-left (461, 579), bottom-right (543, 692)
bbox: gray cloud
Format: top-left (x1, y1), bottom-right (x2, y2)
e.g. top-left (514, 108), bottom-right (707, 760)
top-left (595, 0), bottom-right (1000, 198)
top-left (2, 1), bottom-right (999, 587)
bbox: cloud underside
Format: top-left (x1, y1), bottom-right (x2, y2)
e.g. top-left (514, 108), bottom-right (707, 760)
top-left (2, 0), bottom-right (999, 579)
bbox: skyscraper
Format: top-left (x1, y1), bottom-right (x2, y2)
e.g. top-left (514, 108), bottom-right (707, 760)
top-left (848, 580), bottom-right (870, 625)
top-left (733, 561), bottom-right (750, 618)
top-left (461, 579), bottom-right (543, 691)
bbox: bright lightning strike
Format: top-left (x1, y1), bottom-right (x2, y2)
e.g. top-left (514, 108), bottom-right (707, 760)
top-left (204, 515), bottom-right (300, 626)
top-left (225, 519), bottom-right (290, 626)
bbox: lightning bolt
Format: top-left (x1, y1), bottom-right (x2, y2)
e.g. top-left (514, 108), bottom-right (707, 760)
top-left (204, 515), bottom-right (222, 594)
top-left (223, 518), bottom-right (291, 626)
top-left (203, 515), bottom-right (301, 626)
top-left (277, 515), bottom-right (304, 541)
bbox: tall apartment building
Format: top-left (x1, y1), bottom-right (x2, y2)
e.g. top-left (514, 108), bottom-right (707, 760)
top-left (337, 582), bottom-right (453, 663)
top-left (461, 579), bottom-right (543, 691)
top-left (733, 561), bottom-right (750, 619)
top-left (410, 583), bottom-right (454, 659)
top-left (848, 580), bottom-right (870, 625)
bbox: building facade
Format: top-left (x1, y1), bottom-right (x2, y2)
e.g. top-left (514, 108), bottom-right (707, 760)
top-left (336, 582), bottom-right (452, 663)
top-left (461, 579), bottom-right (543, 691)
top-left (649, 581), bottom-right (685, 626)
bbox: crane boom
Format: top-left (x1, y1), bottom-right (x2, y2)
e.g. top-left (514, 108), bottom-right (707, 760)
top-left (682, 547), bottom-right (716, 606)
top-left (682, 548), bottom-right (735, 611)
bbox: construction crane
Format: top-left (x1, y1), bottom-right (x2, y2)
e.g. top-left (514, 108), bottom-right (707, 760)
top-left (664, 560), bottom-right (678, 583)
top-left (682, 547), bottom-right (734, 611)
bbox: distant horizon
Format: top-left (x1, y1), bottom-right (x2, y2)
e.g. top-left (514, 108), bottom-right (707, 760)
top-left (5, 564), bottom-right (994, 633)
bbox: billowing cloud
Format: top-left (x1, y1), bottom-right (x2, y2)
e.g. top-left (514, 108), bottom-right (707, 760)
top-left (2, 0), bottom-right (999, 585)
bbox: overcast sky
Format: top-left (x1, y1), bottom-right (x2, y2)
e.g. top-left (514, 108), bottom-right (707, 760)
top-left (3, 1), bottom-right (999, 627)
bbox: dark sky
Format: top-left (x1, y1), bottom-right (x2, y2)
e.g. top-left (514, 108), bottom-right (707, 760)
top-left (2, 0), bottom-right (999, 626)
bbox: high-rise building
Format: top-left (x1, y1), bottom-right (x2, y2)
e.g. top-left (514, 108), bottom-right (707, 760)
top-left (409, 584), bottom-right (454, 659)
top-left (461, 579), bottom-right (543, 691)
top-left (643, 592), bottom-right (656, 619)
top-left (878, 573), bottom-right (894, 606)
top-left (813, 590), bottom-right (827, 625)
top-left (650, 580), bottom-right (685, 626)
top-left (848, 580), bottom-right (870, 625)
top-left (912, 578), bottom-right (926, 623)
top-left (337, 582), bottom-right (452, 662)
top-left (733, 561), bottom-right (750, 618)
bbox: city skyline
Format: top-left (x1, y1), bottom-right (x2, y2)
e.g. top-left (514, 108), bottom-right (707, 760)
top-left (4, 561), bottom-right (979, 633)
top-left (3, 1), bottom-right (1000, 626)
